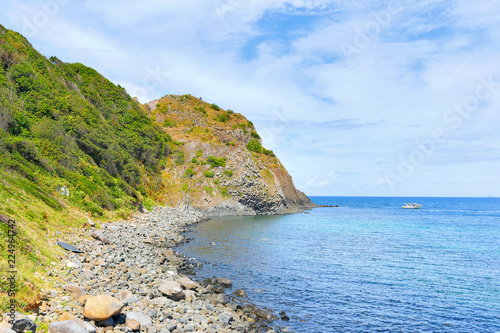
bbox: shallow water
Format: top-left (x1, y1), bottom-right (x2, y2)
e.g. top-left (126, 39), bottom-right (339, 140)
top-left (177, 197), bottom-right (500, 332)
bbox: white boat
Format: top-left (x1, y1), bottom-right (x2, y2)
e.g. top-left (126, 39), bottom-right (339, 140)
top-left (402, 203), bottom-right (422, 209)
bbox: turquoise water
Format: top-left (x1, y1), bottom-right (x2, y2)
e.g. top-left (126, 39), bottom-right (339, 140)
top-left (177, 197), bottom-right (500, 332)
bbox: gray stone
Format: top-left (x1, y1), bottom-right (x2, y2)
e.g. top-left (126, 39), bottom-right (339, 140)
top-left (0, 328), bottom-right (16, 333)
top-left (165, 323), bottom-right (177, 332)
top-left (11, 316), bottom-right (36, 333)
top-left (64, 284), bottom-right (87, 298)
top-left (215, 277), bottom-right (232, 288)
top-left (126, 312), bottom-right (152, 328)
top-left (48, 321), bottom-right (86, 333)
top-left (233, 289), bottom-right (247, 298)
top-left (218, 313), bottom-right (233, 324)
top-left (91, 230), bottom-right (109, 244)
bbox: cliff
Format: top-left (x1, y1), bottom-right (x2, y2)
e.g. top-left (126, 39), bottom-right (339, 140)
top-left (145, 95), bottom-right (316, 216)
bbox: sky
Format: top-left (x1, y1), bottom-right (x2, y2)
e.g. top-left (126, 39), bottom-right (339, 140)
top-left (1, 0), bottom-right (499, 197)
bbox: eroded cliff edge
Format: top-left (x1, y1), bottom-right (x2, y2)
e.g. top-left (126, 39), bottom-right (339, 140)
top-left (145, 95), bottom-right (317, 216)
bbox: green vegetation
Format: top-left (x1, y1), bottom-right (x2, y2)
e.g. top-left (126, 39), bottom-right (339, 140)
top-left (183, 167), bottom-right (195, 178)
top-left (214, 179), bottom-right (220, 184)
top-left (194, 106), bottom-right (206, 114)
top-left (216, 113), bottom-right (230, 122)
top-left (195, 149), bottom-right (203, 157)
top-left (247, 139), bottom-right (263, 153)
top-left (263, 148), bottom-right (276, 157)
top-left (0, 24), bottom-right (174, 309)
top-left (210, 103), bottom-right (220, 111)
top-left (221, 187), bottom-right (229, 197)
top-left (204, 186), bottom-right (213, 195)
top-left (203, 171), bottom-right (214, 178)
top-left (206, 156), bottom-right (226, 168)
top-left (173, 151), bottom-right (185, 165)
top-left (251, 131), bottom-right (261, 139)
top-left (224, 169), bottom-right (234, 177)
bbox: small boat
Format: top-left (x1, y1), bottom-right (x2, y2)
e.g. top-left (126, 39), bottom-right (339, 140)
top-left (402, 203), bottom-right (422, 209)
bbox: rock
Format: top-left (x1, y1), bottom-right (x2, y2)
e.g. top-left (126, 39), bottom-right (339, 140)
top-left (161, 249), bottom-right (175, 260)
top-left (126, 312), bottom-right (152, 328)
top-left (165, 323), bottom-right (177, 332)
top-left (177, 277), bottom-right (198, 290)
top-left (126, 319), bottom-right (140, 331)
top-left (218, 313), bottom-right (233, 324)
top-left (233, 289), bottom-right (247, 298)
top-left (0, 214), bottom-right (12, 224)
top-left (60, 313), bottom-right (96, 333)
top-left (111, 314), bottom-right (126, 326)
top-left (96, 317), bottom-right (114, 327)
top-left (91, 230), bottom-right (109, 244)
top-left (144, 237), bottom-right (157, 245)
top-left (10, 314), bottom-right (36, 333)
top-left (83, 295), bottom-right (124, 321)
top-left (78, 295), bottom-right (93, 306)
top-left (48, 321), bottom-right (86, 333)
top-left (158, 281), bottom-right (185, 301)
top-left (0, 328), bottom-right (15, 333)
top-left (57, 186), bottom-right (70, 196)
top-left (86, 217), bottom-right (96, 227)
top-left (64, 284), bottom-right (87, 298)
top-left (279, 310), bottom-right (290, 321)
top-left (215, 277), bottom-right (232, 288)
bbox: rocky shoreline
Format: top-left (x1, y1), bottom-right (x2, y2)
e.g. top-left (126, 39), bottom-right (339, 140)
top-left (1, 207), bottom-right (291, 333)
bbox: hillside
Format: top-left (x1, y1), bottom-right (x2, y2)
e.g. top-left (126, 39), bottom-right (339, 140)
top-left (145, 95), bottom-right (315, 215)
top-left (0, 24), bottom-right (315, 310)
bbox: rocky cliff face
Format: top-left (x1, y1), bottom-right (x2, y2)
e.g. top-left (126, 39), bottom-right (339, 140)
top-left (145, 95), bottom-right (316, 216)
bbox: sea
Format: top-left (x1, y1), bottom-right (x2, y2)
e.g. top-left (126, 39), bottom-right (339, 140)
top-left (176, 197), bottom-right (500, 333)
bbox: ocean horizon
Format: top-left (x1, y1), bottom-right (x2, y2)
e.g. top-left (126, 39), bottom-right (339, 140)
top-left (178, 196), bottom-right (500, 332)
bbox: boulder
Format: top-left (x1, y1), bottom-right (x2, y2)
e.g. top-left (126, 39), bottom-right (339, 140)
top-left (83, 295), bottom-right (123, 321)
top-left (10, 313), bottom-right (36, 333)
top-left (234, 289), bottom-right (247, 298)
top-left (64, 284), bottom-right (87, 298)
top-left (125, 312), bottom-right (151, 328)
top-left (60, 313), bottom-right (96, 333)
top-left (158, 281), bottom-right (185, 301)
top-left (126, 318), bottom-right (140, 331)
top-left (78, 295), bottom-right (93, 306)
top-left (48, 321), bottom-right (86, 333)
top-left (177, 277), bottom-right (198, 290)
top-left (91, 230), bottom-right (109, 244)
top-left (216, 277), bottom-right (232, 288)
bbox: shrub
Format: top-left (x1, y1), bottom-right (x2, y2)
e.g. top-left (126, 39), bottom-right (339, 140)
top-left (183, 167), bottom-right (195, 178)
top-left (196, 149), bottom-right (203, 157)
top-left (173, 151), bottom-right (185, 165)
top-left (224, 170), bottom-right (233, 177)
top-left (251, 131), bottom-right (261, 139)
top-left (204, 186), bottom-right (213, 195)
top-left (221, 187), bottom-right (229, 197)
top-left (207, 156), bottom-right (226, 168)
top-left (216, 113), bottom-right (230, 122)
top-left (203, 171), bottom-right (214, 178)
top-left (191, 157), bottom-right (197, 163)
top-left (214, 179), bottom-right (220, 184)
top-left (227, 109), bottom-right (234, 114)
top-left (246, 139), bottom-right (262, 153)
top-left (194, 106), bottom-right (206, 114)
top-left (263, 148), bottom-right (275, 157)
top-left (210, 104), bottom-right (220, 111)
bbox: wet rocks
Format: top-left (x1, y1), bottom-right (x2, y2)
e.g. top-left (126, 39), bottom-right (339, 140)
top-left (83, 295), bottom-right (123, 321)
top-left (234, 289), bottom-right (247, 298)
top-left (216, 277), bottom-right (232, 288)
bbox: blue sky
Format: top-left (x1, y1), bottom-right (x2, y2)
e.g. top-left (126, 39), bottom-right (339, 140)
top-left (1, 0), bottom-right (499, 197)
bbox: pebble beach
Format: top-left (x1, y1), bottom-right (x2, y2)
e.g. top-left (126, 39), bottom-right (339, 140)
top-left (1, 207), bottom-right (286, 333)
